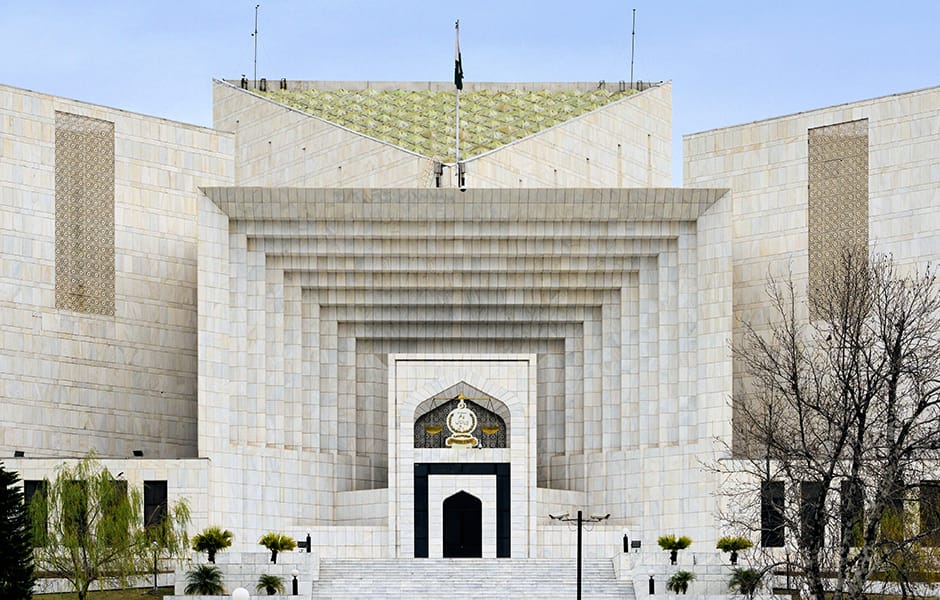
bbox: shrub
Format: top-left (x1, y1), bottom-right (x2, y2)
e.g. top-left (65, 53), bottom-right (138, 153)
top-left (259, 532), bottom-right (297, 564)
top-left (658, 534), bottom-right (692, 564)
top-left (184, 564), bottom-right (224, 595)
top-left (728, 567), bottom-right (762, 599)
top-left (257, 573), bottom-right (285, 595)
top-left (716, 535), bottom-right (753, 565)
top-left (667, 570), bottom-right (696, 594)
top-left (191, 526), bottom-right (233, 563)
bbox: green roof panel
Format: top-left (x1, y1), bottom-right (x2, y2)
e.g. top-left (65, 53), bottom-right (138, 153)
top-left (259, 87), bottom-right (635, 162)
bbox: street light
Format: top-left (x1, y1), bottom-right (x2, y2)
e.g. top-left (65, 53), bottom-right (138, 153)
top-left (549, 510), bottom-right (610, 600)
top-left (150, 541), bottom-right (159, 593)
top-left (232, 588), bottom-right (250, 600)
top-left (291, 569), bottom-right (299, 595)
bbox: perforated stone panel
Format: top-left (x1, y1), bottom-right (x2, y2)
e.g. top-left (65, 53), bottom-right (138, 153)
top-left (808, 119), bottom-right (869, 313)
top-left (54, 111), bottom-right (115, 315)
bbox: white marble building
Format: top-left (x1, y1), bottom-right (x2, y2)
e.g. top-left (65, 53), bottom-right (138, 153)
top-left (2, 77), bottom-right (939, 573)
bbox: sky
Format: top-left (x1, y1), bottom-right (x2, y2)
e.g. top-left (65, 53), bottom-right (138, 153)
top-left (1, 0), bottom-right (938, 184)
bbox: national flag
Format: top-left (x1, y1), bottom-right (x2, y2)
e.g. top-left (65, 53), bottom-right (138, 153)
top-left (454, 20), bottom-right (464, 90)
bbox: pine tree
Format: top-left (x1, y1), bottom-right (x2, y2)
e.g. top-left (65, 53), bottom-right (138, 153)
top-left (0, 462), bottom-right (35, 599)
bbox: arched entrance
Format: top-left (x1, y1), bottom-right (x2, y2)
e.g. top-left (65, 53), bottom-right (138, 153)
top-left (443, 491), bottom-right (482, 558)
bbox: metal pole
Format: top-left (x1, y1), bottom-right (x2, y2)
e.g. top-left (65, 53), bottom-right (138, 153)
top-left (152, 543), bottom-right (158, 592)
top-left (630, 9), bottom-right (636, 88)
top-left (577, 510), bottom-right (583, 600)
top-left (253, 4), bottom-right (260, 89)
top-left (454, 20), bottom-right (461, 174)
top-left (455, 88), bottom-right (460, 165)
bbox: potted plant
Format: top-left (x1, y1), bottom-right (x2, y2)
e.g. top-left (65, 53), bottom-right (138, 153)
top-left (667, 570), bottom-right (696, 594)
top-left (259, 532), bottom-right (297, 564)
top-left (256, 574), bottom-right (285, 596)
top-left (658, 534), bottom-right (692, 565)
top-left (191, 526), bottom-right (233, 564)
top-left (184, 564), bottom-right (225, 595)
top-left (728, 567), bottom-right (762, 599)
top-left (716, 535), bottom-right (753, 565)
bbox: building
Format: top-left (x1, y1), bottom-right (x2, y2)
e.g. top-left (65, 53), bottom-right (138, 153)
top-left (2, 76), bottom-right (939, 592)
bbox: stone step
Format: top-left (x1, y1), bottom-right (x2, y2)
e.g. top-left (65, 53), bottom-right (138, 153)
top-left (312, 558), bottom-right (635, 600)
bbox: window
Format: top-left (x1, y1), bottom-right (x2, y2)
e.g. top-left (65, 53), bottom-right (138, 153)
top-left (144, 480), bottom-right (168, 529)
top-left (841, 478), bottom-right (864, 547)
top-left (23, 480), bottom-right (48, 546)
top-left (920, 481), bottom-right (940, 547)
top-left (800, 481), bottom-right (825, 548)
top-left (761, 480), bottom-right (785, 547)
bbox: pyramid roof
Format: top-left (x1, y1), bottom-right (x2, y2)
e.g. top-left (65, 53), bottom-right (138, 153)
top-left (255, 82), bottom-right (638, 162)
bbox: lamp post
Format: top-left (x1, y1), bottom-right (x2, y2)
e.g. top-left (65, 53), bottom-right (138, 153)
top-left (549, 510), bottom-right (610, 600)
top-left (232, 588), bottom-right (250, 600)
top-left (291, 569), bottom-right (299, 595)
top-left (151, 541), bottom-right (159, 594)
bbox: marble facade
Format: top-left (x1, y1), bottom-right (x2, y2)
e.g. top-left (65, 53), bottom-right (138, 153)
top-left (2, 77), bottom-right (939, 565)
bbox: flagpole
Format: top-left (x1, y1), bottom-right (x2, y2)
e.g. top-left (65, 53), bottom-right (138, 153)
top-left (455, 88), bottom-right (460, 165)
top-left (454, 19), bottom-right (461, 174)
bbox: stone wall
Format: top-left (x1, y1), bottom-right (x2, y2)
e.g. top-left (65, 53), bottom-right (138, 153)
top-left (0, 84), bottom-right (234, 459)
top-left (196, 187), bottom-right (733, 549)
top-left (683, 84), bottom-right (940, 451)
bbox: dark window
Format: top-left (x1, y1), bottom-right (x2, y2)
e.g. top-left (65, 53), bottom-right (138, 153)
top-left (101, 479), bottom-right (128, 546)
top-left (882, 479), bottom-right (906, 542)
top-left (800, 481), bottom-right (826, 548)
top-left (920, 481), bottom-right (940, 547)
top-left (841, 478), bottom-right (864, 547)
top-left (144, 480), bottom-right (168, 529)
top-left (62, 480), bottom-right (88, 542)
top-left (760, 481), bottom-right (785, 547)
top-left (23, 480), bottom-right (48, 546)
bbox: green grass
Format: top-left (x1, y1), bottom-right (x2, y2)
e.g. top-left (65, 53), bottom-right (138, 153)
top-left (36, 587), bottom-right (174, 599)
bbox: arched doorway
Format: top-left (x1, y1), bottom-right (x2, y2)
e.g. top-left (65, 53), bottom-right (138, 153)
top-left (443, 491), bottom-right (482, 558)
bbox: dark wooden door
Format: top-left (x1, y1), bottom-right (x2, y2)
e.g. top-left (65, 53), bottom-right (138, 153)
top-left (443, 491), bottom-right (482, 557)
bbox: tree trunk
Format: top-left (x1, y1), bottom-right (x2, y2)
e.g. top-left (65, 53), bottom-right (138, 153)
top-left (670, 549), bottom-right (677, 564)
top-left (208, 548), bottom-right (216, 563)
top-left (730, 550), bottom-right (738, 565)
top-left (271, 548), bottom-right (278, 564)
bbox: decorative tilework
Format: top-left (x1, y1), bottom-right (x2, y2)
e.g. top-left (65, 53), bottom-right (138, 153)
top-left (54, 111), bottom-right (115, 315)
top-left (808, 119), bottom-right (869, 313)
top-left (414, 397), bottom-right (507, 449)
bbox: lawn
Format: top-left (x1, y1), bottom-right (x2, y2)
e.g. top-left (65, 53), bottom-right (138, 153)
top-left (36, 587), bottom-right (174, 599)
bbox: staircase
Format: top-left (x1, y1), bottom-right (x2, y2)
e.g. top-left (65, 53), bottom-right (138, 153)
top-left (312, 557), bottom-right (636, 599)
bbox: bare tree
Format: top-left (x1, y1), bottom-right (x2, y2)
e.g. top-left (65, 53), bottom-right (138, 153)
top-left (718, 254), bottom-right (940, 600)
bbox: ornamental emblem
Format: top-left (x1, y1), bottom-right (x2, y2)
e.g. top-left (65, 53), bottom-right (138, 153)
top-left (445, 394), bottom-right (479, 448)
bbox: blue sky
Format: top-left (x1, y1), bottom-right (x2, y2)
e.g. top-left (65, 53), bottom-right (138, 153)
top-left (2, 1), bottom-right (938, 184)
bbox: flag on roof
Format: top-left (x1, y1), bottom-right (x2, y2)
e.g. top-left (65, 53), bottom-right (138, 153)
top-left (454, 20), bottom-right (464, 90)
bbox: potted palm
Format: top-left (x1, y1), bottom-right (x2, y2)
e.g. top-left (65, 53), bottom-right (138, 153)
top-left (728, 567), bottom-right (762, 599)
top-left (657, 534), bottom-right (692, 565)
top-left (667, 570), bottom-right (696, 594)
top-left (259, 532), bottom-right (297, 564)
top-left (191, 526), bottom-right (233, 563)
top-left (716, 535), bottom-right (753, 565)
top-left (184, 564), bottom-right (225, 595)
top-left (256, 574), bottom-right (285, 595)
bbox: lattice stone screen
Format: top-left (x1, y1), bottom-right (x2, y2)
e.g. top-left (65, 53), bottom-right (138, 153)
top-left (807, 119), bottom-right (868, 314)
top-left (54, 111), bottom-right (115, 315)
